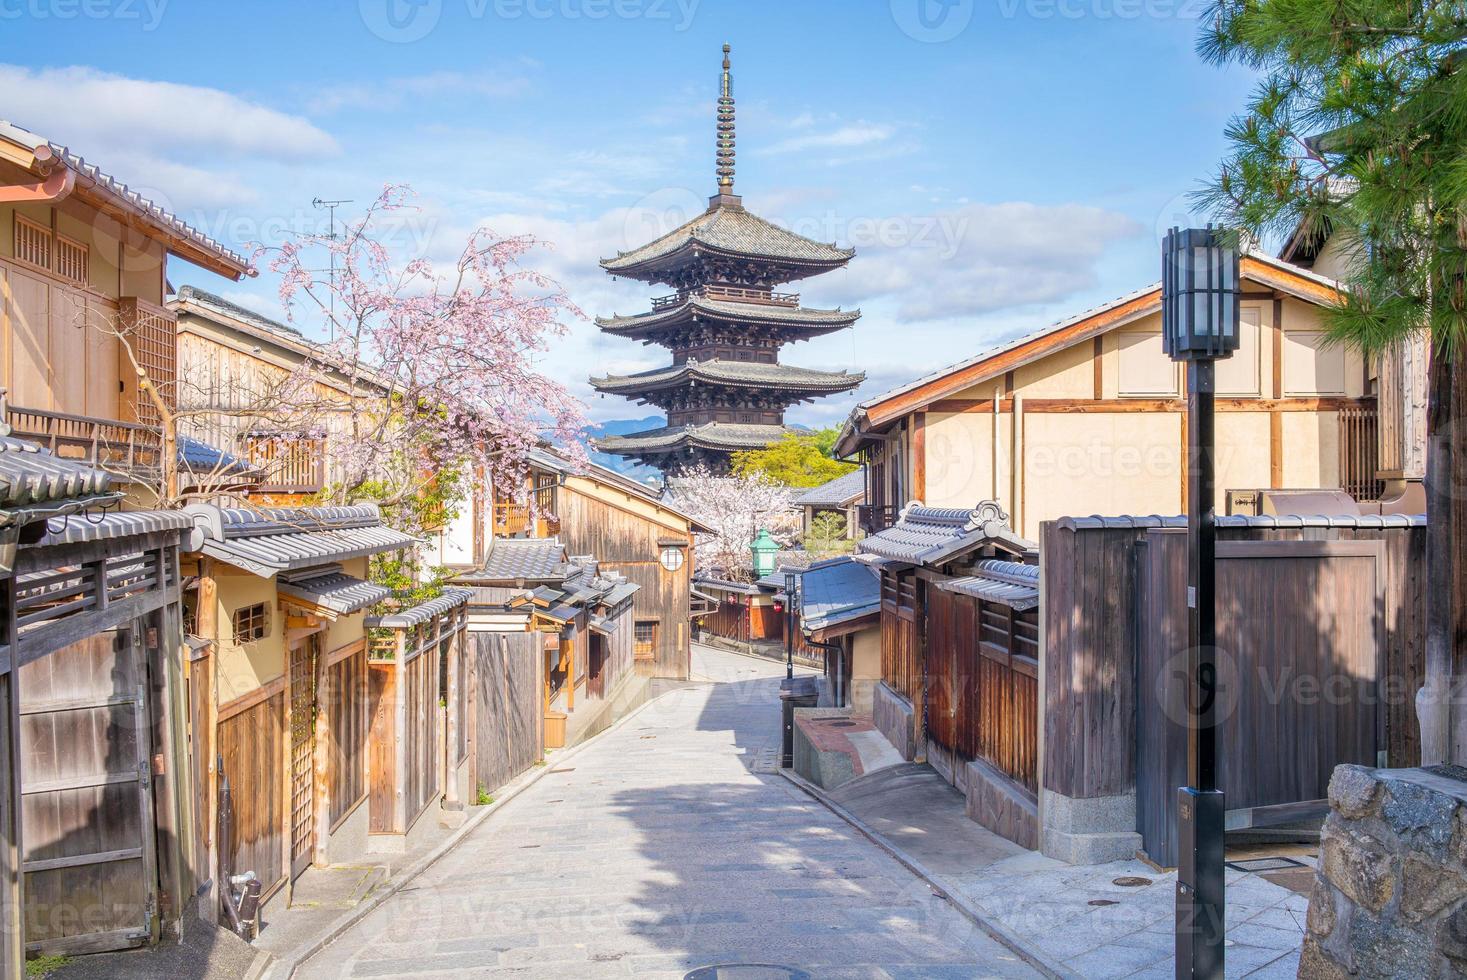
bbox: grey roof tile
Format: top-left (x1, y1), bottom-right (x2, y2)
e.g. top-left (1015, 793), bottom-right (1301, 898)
top-left (183, 503), bottom-right (417, 576)
top-left (461, 538), bottom-right (569, 584)
top-left (29, 509), bottom-right (193, 547)
top-left (1051, 513), bottom-right (1424, 531)
top-left (799, 556), bottom-right (880, 632)
top-left (278, 566), bottom-right (392, 615)
top-left (595, 422), bottom-right (791, 454)
top-left (796, 469), bottom-right (866, 507)
top-left (0, 434), bottom-right (115, 514)
top-left (367, 587), bottom-right (473, 628)
top-left (596, 295), bottom-right (859, 334)
top-left (601, 203), bottom-right (854, 273)
top-left (591, 360), bottom-right (863, 395)
top-left (935, 559), bottom-right (1039, 611)
top-left (856, 502), bottom-right (1035, 566)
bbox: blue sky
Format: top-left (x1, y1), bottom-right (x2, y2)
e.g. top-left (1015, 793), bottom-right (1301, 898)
top-left (5, 0), bottom-right (1258, 427)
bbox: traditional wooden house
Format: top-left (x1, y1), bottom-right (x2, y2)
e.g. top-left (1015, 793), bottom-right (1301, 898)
top-left (0, 122), bottom-right (250, 496)
top-left (854, 502), bottom-right (1041, 844)
top-left (795, 469), bottom-right (865, 543)
top-left (836, 251), bottom-right (1390, 540)
top-left (0, 429), bottom-right (219, 971)
top-left (457, 542), bottom-right (640, 750)
top-left (179, 503), bottom-right (417, 909)
top-left (170, 286), bottom-right (385, 502)
top-left (794, 556), bottom-right (881, 714)
top-left (435, 448), bottom-right (707, 680)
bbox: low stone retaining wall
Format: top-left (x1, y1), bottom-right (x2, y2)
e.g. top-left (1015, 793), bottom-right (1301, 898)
top-left (871, 682), bottom-right (916, 761)
top-left (1302, 764), bottom-right (1467, 977)
top-left (966, 758), bottom-right (1038, 851)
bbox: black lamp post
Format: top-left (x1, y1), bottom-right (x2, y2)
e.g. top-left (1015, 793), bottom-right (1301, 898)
top-left (1163, 226), bottom-right (1239, 980)
top-left (784, 569), bottom-right (798, 681)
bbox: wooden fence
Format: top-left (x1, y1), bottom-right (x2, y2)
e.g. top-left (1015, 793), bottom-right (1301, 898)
top-left (217, 690), bottom-right (285, 901)
top-left (324, 643), bottom-right (368, 830)
top-left (926, 587), bottom-right (1039, 795)
top-left (879, 568), bottom-right (922, 707)
top-left (1041, 516), bottom-right (1426, 866)
top-left (469, 631), bottom-right (545, 799)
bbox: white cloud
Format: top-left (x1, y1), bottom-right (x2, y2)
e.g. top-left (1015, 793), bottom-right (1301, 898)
top-left (826, 201), bottom-right (1144, 321)
top-left (765, 122), bottom-right (897, 155)
top-left (0, 65), bottom-right (338, 161)
top-left (307, 70), bottom-right (532, 114)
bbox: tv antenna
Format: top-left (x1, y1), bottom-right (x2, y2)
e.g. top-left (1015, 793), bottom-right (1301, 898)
top-left (313, 197), bottom-right (353, 341)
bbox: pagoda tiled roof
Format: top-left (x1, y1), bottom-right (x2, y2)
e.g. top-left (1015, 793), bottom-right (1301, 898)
top-left (596, 294), bottom-right (860, 337)
top-left (590, 360), bottom-right (864, 396)
top-left (593, 421), bottom-right (791, 455)
top-left (601, 202), bottom-right (854, 276)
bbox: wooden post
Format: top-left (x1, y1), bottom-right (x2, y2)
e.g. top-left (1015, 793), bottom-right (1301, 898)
top-left (195, 563), bottom-right (219, 925)
top-left (280, 634), bottom-right (293, 902)
top-left (1, 566), bottom-right (22, 980)
top-left (393, 631), bottom-right (407, 835)
top-left (443, 621), bottom-right (460, 807)
top-left (312, 643), bottom-right (332, 868)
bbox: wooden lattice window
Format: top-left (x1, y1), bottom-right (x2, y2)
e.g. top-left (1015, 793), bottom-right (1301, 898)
top-left (55, 235), bottom-right (89, 285)
top-left (14, 215), bottom-right (51, 270)
top-left (120, 298), bottom-right (178, 424)
top-left (633, 620), bottom-right (658, 661)
top-left (232, 602), bottom-right (270, 643)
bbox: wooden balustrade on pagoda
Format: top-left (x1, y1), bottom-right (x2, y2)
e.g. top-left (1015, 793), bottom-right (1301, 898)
top-left (649, 284), bottom-right (801, 310)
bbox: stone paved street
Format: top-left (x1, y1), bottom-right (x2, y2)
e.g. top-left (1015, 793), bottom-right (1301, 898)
top-left (300, 646), bottom-right (1038, 979)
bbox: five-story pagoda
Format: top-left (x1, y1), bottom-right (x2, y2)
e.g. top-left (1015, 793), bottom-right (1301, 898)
top-left (592, 44), bottom-right (863, 474)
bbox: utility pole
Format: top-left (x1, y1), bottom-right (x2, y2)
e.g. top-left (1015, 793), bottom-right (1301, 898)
top-left (312, 197), bottom-right (352, 342)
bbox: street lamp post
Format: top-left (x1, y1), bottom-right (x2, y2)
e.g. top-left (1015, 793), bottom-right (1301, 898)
top-left (784, 569), bottom-right (797, 681)
top-left (1162, 226), bottom-right (1239, 980)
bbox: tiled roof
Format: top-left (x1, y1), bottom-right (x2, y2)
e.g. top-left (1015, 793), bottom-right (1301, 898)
top-left (596, 295), bottom-right (860, 335)
top-left (857, 501), bottom-right (1036, 567)
top-left (591, 360), bottom-right (863, 395)
top-left (29, 509), bottom-right (194, 547)
top-left (602, 202), bottom-right (854, 275)
top-left (175, 286), bottom-right (304, 339)
top-left (183, 503), bottom-right (417, 577)
top-left (367, 587), bottom-right (473, 628)
top-left (0, 435), bottom-right (120, 533)
top-left (0, 120), bottom-right (250, 275)
top-left (595, 422), bottom-right (791, 454)
top-left (796, 469), bottom-right (865, 507)
top-left (461, 537), bottom-right (569, 584)
top-left (278, 565), bottom-right (392, 615)
top-left (935, 559), bottom-right (1039, 611)
top-left (799, 556), bottom-right (880, 632)
top-left (178, 436), bottom-right (260, 481)
top-left (692, 574), bottom-right (763, 596)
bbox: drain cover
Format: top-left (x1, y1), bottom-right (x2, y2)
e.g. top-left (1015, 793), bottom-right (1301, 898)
top-left (826, 721), bottom-right (859, 728)
top-left (1112, 876), bottom-right (1153, 887)
top-left (1089, 899), bottom-right (1119, 906)
top-left (685, 968), bottom-right (810, 980)
top-left (1226, 856), bottom-right (1308, 873)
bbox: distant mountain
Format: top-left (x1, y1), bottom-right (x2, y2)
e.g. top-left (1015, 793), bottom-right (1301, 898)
top-left (580, 416), bottom-right (665, 485)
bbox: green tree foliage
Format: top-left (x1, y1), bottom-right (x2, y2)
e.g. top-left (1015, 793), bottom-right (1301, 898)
top-left (730, 429), bottom-right (856, 488)
top-left (1198, 0), bottom-right (1467, 761)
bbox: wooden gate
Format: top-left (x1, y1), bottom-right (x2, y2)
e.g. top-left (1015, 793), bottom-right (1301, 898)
top-left (287, 636), bottom-right (318, 880)
top-left (588, 634), bottom-right (606, 700)
top-left (1137, 533), bottom-right (1384, 866)
top-left (19, 626), bottom-right (158, 955)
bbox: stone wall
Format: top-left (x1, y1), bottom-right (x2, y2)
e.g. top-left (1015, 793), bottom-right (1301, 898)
top-left (871, 681), bottom-right (916, 761)
top-left (1302, 764), bottom-right (1467, 977)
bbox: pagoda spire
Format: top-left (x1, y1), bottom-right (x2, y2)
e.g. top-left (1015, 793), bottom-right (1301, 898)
top-left (714, 43), bottom-right (739, 204)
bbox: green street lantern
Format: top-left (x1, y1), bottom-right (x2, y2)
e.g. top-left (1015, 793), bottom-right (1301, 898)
top-left (750, 529), bottom-right (778, 578)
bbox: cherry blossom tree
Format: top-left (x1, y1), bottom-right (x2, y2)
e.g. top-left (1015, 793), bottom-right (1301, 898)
top-left (665, 466), bottom-right (800, 579)
top-left (254, 185), bottom-right (586, 532)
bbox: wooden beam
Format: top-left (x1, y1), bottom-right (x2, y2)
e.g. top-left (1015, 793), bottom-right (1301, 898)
top-left (1092, 336), bottom-right (1104, 399)
top-left (911, 412), bottom-right (926, 502)
top-left (925, 396), bottom-right (1369, 415)
top-left (1270, 411), bottom-right (1284, 488)
top-left (1272, 297), bottom-right (1284, 400)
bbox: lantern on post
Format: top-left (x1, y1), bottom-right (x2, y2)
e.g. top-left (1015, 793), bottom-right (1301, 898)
top-left (750, 528), bottom-right (778, 578)
top-left (1163, 225), bottom-right (1240, 980)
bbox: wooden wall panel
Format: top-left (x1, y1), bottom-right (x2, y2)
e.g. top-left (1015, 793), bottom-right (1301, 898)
top-left (469, 632), bottom-right (544, 799)
top-left (326, 648), bottom-right (367, 828)
top-left (217, 693), bottom-right (284, 901)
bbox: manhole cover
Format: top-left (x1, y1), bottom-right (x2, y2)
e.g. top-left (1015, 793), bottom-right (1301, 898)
top-left (826, 721), bottom-right (859, 728)
top-left (1112, 876), bottom-right (1153, 887)
top-left (685, 968), bottom-right (810, 980)
top-left (1226, 856), bottom-right (1307, 873)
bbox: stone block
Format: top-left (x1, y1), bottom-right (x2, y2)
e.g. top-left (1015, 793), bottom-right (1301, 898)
top-left (1306, 880), bottom-right (1336, 937)
top-left (1039, 787), bottom-right (1141, 864)
top-left (1298, 935), bottom-right (1351, 979)
top-left (1401, 855), bottom-right (1467, 923)
top-left (1320, 829), bottom-right (1396, 913)
top-left (1381, 778), bottom-right (1457, 860)
top-left (870, 682), bottom-right (915, 761)
top-left (1329, 764), bottom-right (1382, 819)
top-left (964, 757), bottom-right (1038, 850)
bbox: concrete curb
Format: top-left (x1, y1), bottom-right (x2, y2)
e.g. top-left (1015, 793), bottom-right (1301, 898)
top-left (778, 766), bottom-right (1066, 979)
top-left (261, 687), bottom-right (683, 979)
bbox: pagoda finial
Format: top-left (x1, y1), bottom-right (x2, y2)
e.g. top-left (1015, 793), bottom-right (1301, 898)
top-left (716, 43), bottom-right (736, 194)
